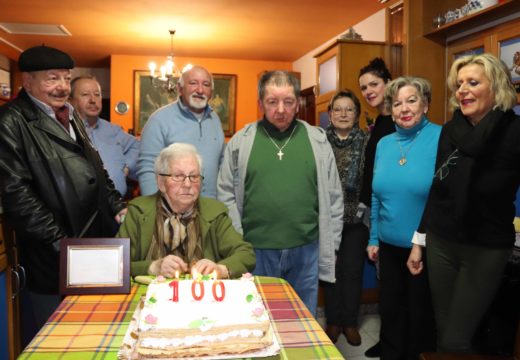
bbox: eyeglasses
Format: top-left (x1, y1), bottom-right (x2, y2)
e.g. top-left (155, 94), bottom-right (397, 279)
top-left (159, 173), bottom-right (204, 183)
top-left (332, 107), bottom-right (356, 115)
top-left (434, 149), bottom-right (459, 181)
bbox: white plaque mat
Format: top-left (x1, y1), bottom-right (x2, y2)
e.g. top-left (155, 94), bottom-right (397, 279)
top-left (118, 297), bottom-right (280, 360)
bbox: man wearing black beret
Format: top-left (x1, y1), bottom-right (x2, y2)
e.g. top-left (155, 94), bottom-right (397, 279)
top-left (0, 45), bottom-right (127, 332)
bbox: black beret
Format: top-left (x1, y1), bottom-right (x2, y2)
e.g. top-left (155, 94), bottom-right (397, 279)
top-left (18, 45), bottom-right (74, 72)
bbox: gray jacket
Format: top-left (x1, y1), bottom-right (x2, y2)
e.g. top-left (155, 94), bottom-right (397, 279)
top-left (217, 120), bottom-right (343, 283)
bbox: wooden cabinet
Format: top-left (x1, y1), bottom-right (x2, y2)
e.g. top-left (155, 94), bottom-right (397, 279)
top-left (314, 40), bottom-right (387, 130)
top-left (403, 0), bottom-right (520, 123)
top-left (422, 0), bottom-right (519, 40)
top-left (0, 216), bottom-right (22, 360)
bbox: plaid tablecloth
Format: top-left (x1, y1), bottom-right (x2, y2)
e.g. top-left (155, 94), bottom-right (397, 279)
top-left (19, 276), bottom-right (344, 359)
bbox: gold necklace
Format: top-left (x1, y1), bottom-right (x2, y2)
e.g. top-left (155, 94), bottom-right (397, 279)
top-left (397, 130), bottom-right (421, 166)
top-left (262, 124), bottom-right (298, 160)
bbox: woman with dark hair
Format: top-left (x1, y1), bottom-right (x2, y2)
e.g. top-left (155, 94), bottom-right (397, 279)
top-left (358, 57), bottom-right (396, 358)
top-left (358, 58), bottom-right (396, 211)
top-left (408, 53), bottom-right (520, 354)
top-left (323, 89), bottom-right (368, 346)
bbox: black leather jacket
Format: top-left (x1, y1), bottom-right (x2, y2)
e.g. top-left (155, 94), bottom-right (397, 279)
top-left (0, 89), bottom-right (126, 293)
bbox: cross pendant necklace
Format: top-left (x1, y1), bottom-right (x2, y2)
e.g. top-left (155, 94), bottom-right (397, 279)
top-left (262, 124), bottom-right (298, 161)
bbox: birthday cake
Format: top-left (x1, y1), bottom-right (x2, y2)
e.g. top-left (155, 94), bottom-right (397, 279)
top-left (135, 274), bottom-right (273, 358)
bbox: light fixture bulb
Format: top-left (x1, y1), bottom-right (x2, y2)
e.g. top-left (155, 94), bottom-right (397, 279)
top-left (166, 56), bottom-right (174, 76)
top-left (182, 64), bottom-right (193, 73)
top-left (148, 61), bottom-right (157, 77)
top-left (147, 29), bottom-right (183, 96)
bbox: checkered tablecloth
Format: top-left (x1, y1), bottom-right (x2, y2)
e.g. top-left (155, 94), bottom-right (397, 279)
top-left (19, 276), bottom-right (344, 359)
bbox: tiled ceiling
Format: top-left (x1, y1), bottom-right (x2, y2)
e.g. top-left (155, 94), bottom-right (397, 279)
top-left (0, 0), bottom-right (389, 67)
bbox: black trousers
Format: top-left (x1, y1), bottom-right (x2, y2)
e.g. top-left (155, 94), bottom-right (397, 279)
top-left (426, 232), bottom-right (511, 353)
top-left (379, 242), bottom-right (436, 360)
top-left (323, 222), bottom-right (368, 327)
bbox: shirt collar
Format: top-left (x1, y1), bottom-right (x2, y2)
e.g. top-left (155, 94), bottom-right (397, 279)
top-left (83, 117), bottom-right (100, 129)
top-left (26, 92), bottom-right (74, 120)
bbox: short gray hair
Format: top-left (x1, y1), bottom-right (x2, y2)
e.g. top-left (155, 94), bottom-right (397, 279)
top-left (258, 70), bottom-right (300, 101)
top-left (178, 65), bottom-right (214, 90)
top-left (384, 76), bottom-right (432, 114)
top-left (154, 143), bottom-right (202, 174)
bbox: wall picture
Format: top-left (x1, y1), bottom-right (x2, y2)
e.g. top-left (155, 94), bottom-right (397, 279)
top-left (499, 36), bottom-right (520, 85)
top-left (133, 71), bottom-right (237, 136)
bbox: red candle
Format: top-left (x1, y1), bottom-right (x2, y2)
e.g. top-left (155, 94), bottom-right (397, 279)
top-left (169, 271), bottom-right (179, 302)
top-left (212, 280), bottom-right (226, 302)
top-left (191, 280), bottom-right (204, 301)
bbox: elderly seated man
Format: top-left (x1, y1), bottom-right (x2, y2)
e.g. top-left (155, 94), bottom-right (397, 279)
top-left (118, 143), bottom-right (255, 278)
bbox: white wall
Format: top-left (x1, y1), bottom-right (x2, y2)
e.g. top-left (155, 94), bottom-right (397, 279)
top-left (293, 9), bottom-right (386, 90)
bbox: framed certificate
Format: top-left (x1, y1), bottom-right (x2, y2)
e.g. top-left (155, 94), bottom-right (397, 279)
top-left (59, 238), bottom-right (130, 295)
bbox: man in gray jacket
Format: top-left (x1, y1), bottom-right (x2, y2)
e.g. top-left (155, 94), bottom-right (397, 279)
top-left (217, 70), bottom-right (343, 316)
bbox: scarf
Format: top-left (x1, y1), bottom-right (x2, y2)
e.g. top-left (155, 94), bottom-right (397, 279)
top-left (326, 124), bottom-right (366, 192)
top-left (435, 108), bottom-right (511, 222)
top-left (145, 194), bottom-right (203, 264)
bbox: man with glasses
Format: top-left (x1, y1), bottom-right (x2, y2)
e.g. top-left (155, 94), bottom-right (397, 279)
top-left (217, 70), bottom-right (343, 316)
top-left (118, 142), bottom-right (255, 279)
top-left (0, 45), bottom-right (126, 331)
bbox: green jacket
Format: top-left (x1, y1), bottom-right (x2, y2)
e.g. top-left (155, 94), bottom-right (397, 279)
top-left (117, 193), bottom-right (255, 278)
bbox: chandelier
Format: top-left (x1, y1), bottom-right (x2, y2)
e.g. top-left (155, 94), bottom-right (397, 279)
top-left (148, 30), bottom-right (190, 95)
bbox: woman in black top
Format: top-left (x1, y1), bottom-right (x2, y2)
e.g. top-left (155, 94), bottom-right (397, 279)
top-left (408, 53), bottom-right (520, 353)
top-left (357, 57), bottom-right (395, 358)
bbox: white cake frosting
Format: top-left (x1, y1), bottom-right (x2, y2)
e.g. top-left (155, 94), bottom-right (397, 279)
top-left (136, 274), bottom-right (273, 357)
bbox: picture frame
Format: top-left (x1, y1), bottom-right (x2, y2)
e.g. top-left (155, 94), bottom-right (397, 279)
top-left (497, 29), bottom-right (520, 95)
top-left (499, 37), bottom-right (520, 84)
top-left (59, 238), bottom-right (130, 295)
top-left (134, 70), bottom-right (178, 135)
top-left (133, 71), bottom-right (237, 136)
top-left (210, 73), bottom-right (237, 137)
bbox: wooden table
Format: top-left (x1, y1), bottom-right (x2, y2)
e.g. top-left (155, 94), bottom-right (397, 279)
top-left (18, 276), bottom-right (344, 359)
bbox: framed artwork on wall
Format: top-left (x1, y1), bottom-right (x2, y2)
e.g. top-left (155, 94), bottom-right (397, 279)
top-left (209, 74), bottom-right (237, 136)
top-left (133, 71), bottom-right (237, 136)
top-left (497, 29), bottom-right (520, 97)
top-left (133, 70), bottom-right (178, 135)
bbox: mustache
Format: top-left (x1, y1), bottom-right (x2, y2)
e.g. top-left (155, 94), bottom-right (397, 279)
top-left (51, 91), bottom-right (70, 98)
top-left (191, 93), bottom-right (207, 100)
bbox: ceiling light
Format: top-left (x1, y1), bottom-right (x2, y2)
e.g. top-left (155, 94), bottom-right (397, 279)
top-left (148, 30), bottom-right (191, 96)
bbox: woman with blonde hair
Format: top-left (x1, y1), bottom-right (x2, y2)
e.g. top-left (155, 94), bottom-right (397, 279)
top-left (408, 53), bottom-right (519, 353)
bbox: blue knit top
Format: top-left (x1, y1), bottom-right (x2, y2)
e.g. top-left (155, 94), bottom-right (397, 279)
top-left (369, 117), bottom-right (441, 248)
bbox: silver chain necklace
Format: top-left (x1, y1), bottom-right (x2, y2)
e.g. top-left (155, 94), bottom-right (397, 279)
top-left (396, 130), bottom-right (421, 166)
top-left (261, 124), bottom-right (298, 160)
